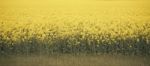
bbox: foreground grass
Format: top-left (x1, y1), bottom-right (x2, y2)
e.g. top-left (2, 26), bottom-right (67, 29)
top-left (0, 54), bottom-right (150, 66)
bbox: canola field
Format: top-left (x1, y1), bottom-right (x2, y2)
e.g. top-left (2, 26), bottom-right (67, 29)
top-left (0, 0), bottom-right (150, 55)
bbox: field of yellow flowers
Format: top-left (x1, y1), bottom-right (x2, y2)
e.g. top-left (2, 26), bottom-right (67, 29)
top-left (0, 0), bottom-right (150, 55)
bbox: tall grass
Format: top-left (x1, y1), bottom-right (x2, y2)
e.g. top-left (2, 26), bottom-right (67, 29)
top-left (0, 54), bottom-right (150, 66)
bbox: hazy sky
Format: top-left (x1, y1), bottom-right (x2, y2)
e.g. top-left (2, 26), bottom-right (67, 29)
top-left (0, 0), bottom-right (149, 7)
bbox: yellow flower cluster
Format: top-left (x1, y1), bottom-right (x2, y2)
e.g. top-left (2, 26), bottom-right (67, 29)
top-left (0, 6), bottom-right (149, 47)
